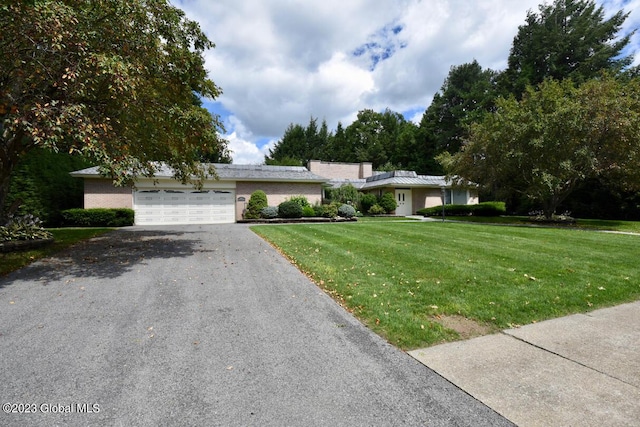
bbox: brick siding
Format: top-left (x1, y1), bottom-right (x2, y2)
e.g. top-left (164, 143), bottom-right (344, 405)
top-left (307, 160), bottom-right (372, 180)
top-left (84, 179), bottom-right (133, 209)
top-left (236, 182), bottom-right (322, 220)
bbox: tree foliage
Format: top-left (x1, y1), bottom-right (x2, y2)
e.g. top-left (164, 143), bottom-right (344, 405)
top-left (499, 0), bottom-right (634, 97)
top-left (265, 110), bottom-right (419, 170)
top-left (0, 0), bottom-right (229, 221)
top-left (263, 0), bottom-right (640, 219)
top-left (439, 75), bottom-right (640, 218)
top-left (5, 148), bottom-right (92, 225)
top-left (418, 60), bottom-right (499, 173)
top-left (265, 122), bottom-right (307, 166)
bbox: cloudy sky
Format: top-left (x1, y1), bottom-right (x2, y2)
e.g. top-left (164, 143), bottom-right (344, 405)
top-left (174, 0), bottom-right (640, 164)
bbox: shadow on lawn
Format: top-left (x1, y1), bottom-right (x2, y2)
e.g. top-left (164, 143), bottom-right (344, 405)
top-left (0, 228), bottom-right (213, 287)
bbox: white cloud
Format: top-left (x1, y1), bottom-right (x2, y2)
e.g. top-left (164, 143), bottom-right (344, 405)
top-left (175, 0), bottom-right (640, 164)
top-left (226, 131), bottom-right (273, 165)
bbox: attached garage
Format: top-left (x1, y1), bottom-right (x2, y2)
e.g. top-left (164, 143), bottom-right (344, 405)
top-left (70, 163), bottom-right (328, 225)
top-left (134, 189), bottom-right (235, 225)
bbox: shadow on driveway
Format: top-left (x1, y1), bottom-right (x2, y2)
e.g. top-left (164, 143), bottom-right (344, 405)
top-left (1, 228), bottom-right (214, 287)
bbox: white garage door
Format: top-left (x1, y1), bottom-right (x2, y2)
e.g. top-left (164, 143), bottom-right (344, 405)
top-left (134, 189), bottom-right (235, 225)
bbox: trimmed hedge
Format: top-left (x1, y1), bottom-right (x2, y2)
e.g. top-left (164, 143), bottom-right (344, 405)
top-left (313, 202), bottom-right (340, 218)
top-left (368, 204), bottom-right (386, 215)
top-left (338, 204), bottom-right (356, 218)
top-left (287, 195), bottom-right (310, 209)
top-left (302, 205), bottom-right (316, 217)
top-left (278, 200), bottom-right (303, 218)
top-left (61, 208), bottom-right (134, 227)
top-left (417, 201), bottom-right (506, 217)
top-left (472, 201), bottom-right (507, 216)
top-left (379, 192), bottom-right (397, 214)
top-left (245, 190), bottom-right (268, 219)
top-left (260, 206), bottom-right (279, 219)
top-left (359, 193), bottom-right (377, 214)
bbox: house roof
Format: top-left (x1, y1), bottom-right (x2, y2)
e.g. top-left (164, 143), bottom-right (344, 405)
top-left (70, 163), bottom-right (329, 183)
top-left (326, 170), bottom-right (450, 189)
top-left (363, 170), bottom-right (449, 188)
top-left (325, 178), bottom-right (367, 189)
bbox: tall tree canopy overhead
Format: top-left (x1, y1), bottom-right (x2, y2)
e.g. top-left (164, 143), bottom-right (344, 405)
top-left (439, 75), bottom-right (640, 219)
top-left (418, 60), bottom-right (498, 172)
top-left (499, 0), bottom-right (634, 97)
top-left (0, 0), bottom-right (229, 219)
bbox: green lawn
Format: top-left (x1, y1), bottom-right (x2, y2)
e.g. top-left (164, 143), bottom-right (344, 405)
top-left (446, 215), bottom-right (640, 233)
top-left (252, 221), bottom-right (640, 349)
top-left (0, 228), bottom-right (114, 276)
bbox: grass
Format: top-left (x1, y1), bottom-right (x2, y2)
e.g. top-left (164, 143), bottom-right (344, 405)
top-left (252, 221), bottom-right (640, 349)
top-left (0, 228), bottom-right (114, 276)
top-left (357, 216), bottom-right (421, 222)
top-left (445, 215), bottom-right (640, 233)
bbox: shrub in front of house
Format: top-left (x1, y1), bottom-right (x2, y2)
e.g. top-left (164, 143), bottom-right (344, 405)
top-left (302, 205), bottom-right (316, 217)
top-left (245, 190), bottom-right (268, 219)
top-left (338, 204), bottom-right (356, 218)
top-left (472, 201), bottom-right (507, 216)
top-left (287, 195), bottom-right (310, 209)
top-left (417, 204), bottom-right (469, 216)
top-left (0, 214), bottom-right (53, 242)
top-left (417, 201), bottom-right (507, 217)
top-left (379, 192), bottom-right (397, 214)
top-left (278, 200), bottom-right (303, 218)
top-left (359, 193), bottom-right (377, 214)
top-left (326, 184), bottom-right (359, 205)
top-left (368, 204), bottom-right (386, 215)
top-left (312, 203), bottom-right (325, 217)
top-left (321, 203), bottom-right (339, 218)
top-left (61, 208), bottom-right (134, 227)
top-left (260, 206), bottom-right (279, 219)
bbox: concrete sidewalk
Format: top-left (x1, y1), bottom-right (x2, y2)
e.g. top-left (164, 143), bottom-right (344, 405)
top-left (409, 301), bottom-right (640, 427)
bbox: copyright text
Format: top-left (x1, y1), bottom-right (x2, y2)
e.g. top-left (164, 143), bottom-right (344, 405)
top-left (3, 402), bottom-right (100, 414)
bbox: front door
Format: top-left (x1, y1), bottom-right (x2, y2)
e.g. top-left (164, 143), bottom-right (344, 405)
top-left (395, 189), bottom-right (412, 216)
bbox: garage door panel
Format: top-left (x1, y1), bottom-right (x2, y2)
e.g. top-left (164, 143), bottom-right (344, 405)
top-left (134, 189), bottom-right (235, 225)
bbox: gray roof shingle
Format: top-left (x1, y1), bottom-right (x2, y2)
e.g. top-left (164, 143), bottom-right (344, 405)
top-left (71, 163), bottom-right (328, 183)
top-left (326, 170), bottom-right (450, 189)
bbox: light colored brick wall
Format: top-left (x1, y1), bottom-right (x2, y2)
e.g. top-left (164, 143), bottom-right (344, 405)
top-left (236, 182), bottom-right (322, 220)
top-left (84, 179), bottom-right (133, 208)
top-left (308, 160), bottom-right (372, 179)
top-left (412, 188), bottom-right (443, 211)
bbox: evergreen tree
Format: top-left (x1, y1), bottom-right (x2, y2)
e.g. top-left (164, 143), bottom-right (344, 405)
top-left (323, 122), bottom-right (349, 162)
top-left (418, 60), bottom-right (498, 173)
top-left (265, 123), bottom-right (306, 165)
top-left (498, 0), bottom-right (634, 97)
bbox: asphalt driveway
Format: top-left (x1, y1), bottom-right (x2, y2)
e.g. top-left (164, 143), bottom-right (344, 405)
top-left (0, 224), bottom-right (512, 426)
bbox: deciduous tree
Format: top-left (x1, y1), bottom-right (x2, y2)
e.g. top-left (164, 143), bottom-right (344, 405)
top-left (439, 76), bottom-right (640, 219)
top-left (0, 0), bottom-right (228, 221)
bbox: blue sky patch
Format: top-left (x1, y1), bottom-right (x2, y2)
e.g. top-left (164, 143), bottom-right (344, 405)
top-left (352, 21), bottom-right (407, 71)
